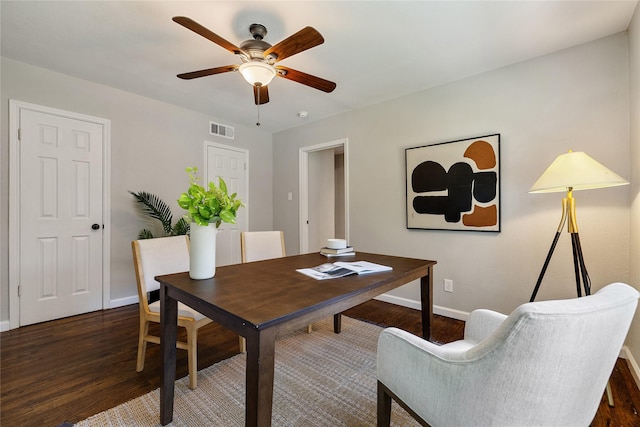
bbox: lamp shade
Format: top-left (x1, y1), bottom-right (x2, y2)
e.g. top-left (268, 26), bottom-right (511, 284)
top-left (238, 61), bottom-right (276, 86)
top-left (529, 151), bottom-right (629, 193)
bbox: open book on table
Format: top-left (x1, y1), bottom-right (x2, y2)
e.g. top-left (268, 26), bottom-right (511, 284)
top-left (296, 261), bottom-right (392, 281)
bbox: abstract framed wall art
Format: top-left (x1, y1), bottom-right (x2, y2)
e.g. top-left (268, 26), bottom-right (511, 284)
top-left (406, 134), bottom-right (500, 232)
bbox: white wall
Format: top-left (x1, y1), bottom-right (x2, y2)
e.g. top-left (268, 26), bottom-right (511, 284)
top-left (274, 34), bottom-right (630, 318)
top-left (627, 4), bottom-right (640, 378)
top-left (0, 58), bottom-right (273, 321)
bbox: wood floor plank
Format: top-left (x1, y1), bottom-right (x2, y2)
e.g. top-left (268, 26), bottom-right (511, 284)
top-left (1, 301), bottom-right (638, 426)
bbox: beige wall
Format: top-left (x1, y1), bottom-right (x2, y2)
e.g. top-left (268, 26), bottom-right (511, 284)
top-left (0, 58), bottom-right (273, 323)
top-left (627, 4), bottom-right (640, 380)
top-left (274, 33), bottom-right (631, 319)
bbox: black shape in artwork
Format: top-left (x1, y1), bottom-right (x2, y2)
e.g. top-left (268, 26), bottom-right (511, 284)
top-left (473, 171), bottom-right (497, 202)
top-left (412, 161), bottom-right (497, 223)
top-left (411, 161), bottom-right (447, 192)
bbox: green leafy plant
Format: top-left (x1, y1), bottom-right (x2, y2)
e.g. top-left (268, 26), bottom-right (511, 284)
top-left (129, 190), bottom-right (190, 239)
top-left (177, 166), bottom-right (244, 228)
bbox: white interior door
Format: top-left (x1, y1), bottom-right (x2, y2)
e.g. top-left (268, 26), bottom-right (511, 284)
top-left (205, 142), bottom-right (248, 266)
top-left (18, 108), bottom-right (105, 326)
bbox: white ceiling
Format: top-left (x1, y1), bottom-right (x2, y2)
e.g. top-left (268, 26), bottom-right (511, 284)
top-left (1, 1), bottom-right (637, 133)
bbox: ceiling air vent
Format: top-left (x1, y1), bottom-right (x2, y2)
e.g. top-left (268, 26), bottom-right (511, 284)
top-left (210, 121), bottom-right (234, 140)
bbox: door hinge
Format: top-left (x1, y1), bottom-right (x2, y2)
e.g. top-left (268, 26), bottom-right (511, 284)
top-left (18, 285), bottom-right (22, 297)
top-left (18, 128), bottom-right (21, 141)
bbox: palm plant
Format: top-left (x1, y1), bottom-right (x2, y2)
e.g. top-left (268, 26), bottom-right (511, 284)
top-left (129, 190), bottom-right (190, 239)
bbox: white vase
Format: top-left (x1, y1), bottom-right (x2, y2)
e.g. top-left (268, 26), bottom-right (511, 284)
top-left (189, 222), bottom-right (217, 280)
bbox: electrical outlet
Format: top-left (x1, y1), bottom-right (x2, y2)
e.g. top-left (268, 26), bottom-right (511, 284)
top-left (444, 279), bottom-right (453, 293)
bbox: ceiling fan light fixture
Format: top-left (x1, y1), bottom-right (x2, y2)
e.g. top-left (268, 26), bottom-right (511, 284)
top-left (239, 61), bottom-right (276, 86)
top-left (174, 18), bottom-right (336, 107)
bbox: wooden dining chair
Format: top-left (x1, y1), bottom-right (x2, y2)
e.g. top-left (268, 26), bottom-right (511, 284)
top-left (131, 235), bottom-right (213, 390)
top-left (239, 231), bottom-right (312, 352)
top-left (240, 230), bottom-right (286, 263)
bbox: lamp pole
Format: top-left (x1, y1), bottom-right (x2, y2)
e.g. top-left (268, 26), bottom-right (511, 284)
top-left (529, 188), bottom-right (591, 302)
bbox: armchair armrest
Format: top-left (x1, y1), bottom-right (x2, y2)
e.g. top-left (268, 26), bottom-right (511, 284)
top-left (377, 327), bottom-right (475, 425)
top-left (463, 309), bottom-right (507, 344)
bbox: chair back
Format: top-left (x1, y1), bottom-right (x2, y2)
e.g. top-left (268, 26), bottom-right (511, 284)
top-left (462, 283), bottom-right (638, 425)
top-left (132, 236), bottom-right (190, 307)
top-left (240, 231), bottom-right (285, 263)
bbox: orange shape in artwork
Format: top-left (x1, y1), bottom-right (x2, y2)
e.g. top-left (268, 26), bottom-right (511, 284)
top-left (463, 204), bottom-right (497, 227)
top-left (464, 140), bottom-right (496, 170)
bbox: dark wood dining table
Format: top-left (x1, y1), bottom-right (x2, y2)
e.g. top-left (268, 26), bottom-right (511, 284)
top-left (157, 252), bottom-right (436, 427)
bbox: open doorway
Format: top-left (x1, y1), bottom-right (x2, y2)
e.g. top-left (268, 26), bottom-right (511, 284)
top-left (299, 139), bottom-right (349, 253)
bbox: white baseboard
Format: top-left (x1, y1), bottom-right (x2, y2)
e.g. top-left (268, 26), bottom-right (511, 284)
top-left (0, 293), bottom-right (467, 331)
top-left (112, 293), bottom-right (469, 322)
top-left (374, 293), bottom-right (470, 321)
top-left (620, 345), bottom-right (640, 390)
top-left (109, 295), bottom-right (139, 308)
top-left (374, 293), bottom-right (422, 310)
top-left (0, 295), bottom-right (139, 331)
top-left (433, 305), bottom-right (470, 321)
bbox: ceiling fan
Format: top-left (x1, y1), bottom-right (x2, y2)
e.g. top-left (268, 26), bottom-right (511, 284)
top-left (173, 16), bottom-right (337, 106)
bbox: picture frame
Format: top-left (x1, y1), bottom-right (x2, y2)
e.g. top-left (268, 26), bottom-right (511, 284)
top-left (406, 134), bottom-right (500, 232)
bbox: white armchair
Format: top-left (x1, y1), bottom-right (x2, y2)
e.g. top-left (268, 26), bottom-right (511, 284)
top-left (377, 282), bottom-right (639, 427)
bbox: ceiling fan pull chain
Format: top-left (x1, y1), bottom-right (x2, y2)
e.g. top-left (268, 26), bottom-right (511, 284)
top-left (256, 83), bottom-right (261, 126)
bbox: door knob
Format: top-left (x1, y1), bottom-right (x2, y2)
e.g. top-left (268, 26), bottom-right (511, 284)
top-left (91, 223), bottom-right (101, 230)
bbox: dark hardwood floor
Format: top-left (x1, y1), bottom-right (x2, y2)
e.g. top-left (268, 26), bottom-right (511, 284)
top-left (1, 301), bottom-right (639, 426)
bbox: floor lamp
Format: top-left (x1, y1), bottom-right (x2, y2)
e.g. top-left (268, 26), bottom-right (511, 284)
top-left (528, 150), bottom-right (629, 302)
top-left (528, 150), bottom-right (629, 407)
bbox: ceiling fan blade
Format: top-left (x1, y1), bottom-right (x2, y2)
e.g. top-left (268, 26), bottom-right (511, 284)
top-left (177, 65), bottom-right (238, 80)
top-left (173, 16), bottom-right (243, 55)
top-left (253, 85), bottom-right (270, 105)
top-left (264, 27), bottom-right (324, 62)
top-left (276, 66), bottom-right (336, 93)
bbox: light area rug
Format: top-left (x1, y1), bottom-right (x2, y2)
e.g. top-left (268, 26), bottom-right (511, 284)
top-left (75, 316), bottom-right (420, 426)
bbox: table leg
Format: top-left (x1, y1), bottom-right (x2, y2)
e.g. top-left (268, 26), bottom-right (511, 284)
top-left (245, 327), bottom-right (277, 427)
top-left (420, 267), bottom-right (433, 341)
top-left (333, 313), bottom-right (342, 333)
top-left (160, 285), bottom-right (178, 426)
